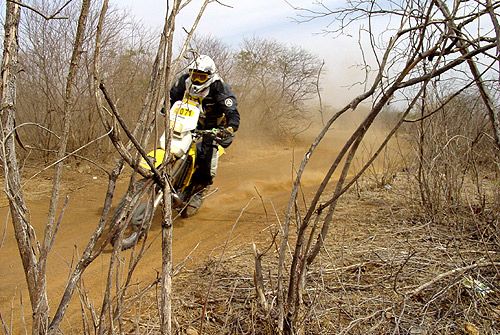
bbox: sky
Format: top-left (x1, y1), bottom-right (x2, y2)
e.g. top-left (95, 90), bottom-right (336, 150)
top-left (112, 0), bottom-right (368, 107)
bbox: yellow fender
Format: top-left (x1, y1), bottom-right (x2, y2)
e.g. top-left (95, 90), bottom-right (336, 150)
top-left (139, 140), bottom-right (224, 190)
top-left (139, 148), bottom-right (167, 170)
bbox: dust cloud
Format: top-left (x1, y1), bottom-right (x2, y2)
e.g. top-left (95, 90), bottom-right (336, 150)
top-left (0, 104), bottom-right (403, 333)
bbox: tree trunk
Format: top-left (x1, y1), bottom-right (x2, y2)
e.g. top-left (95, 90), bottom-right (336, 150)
top-left (0, 2), bottom-right (50, 334)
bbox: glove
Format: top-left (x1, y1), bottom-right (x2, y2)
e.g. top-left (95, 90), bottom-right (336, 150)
top-left (217, 126), bottom-right (235, 148)
top-left (159, 106), bottom-right (166, 116)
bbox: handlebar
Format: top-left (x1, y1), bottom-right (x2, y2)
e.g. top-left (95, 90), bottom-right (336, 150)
top-left (195, 128), bottom-right (220, 136)
top-left (193, 128), bottom-right (233, 146)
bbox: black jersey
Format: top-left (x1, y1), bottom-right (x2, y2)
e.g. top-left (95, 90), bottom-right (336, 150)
top-left (170, 74), bottom-right (240, 131)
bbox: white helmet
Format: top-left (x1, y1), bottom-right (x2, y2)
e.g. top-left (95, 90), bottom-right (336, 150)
top-left (187, 55), bottom-right (217, 96)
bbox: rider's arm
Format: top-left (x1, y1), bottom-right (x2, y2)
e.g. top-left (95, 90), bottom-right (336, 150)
top-left (216, 82), bottom-right (240, 132)
top-left (169, 74), bottom-right (189, 106)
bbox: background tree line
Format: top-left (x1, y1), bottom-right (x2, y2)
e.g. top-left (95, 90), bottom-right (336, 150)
top-left (13, 1), bottom-right (325, 164)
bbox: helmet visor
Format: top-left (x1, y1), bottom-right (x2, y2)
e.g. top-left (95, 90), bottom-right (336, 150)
top-left (189, 70), bottom-right (210, 85)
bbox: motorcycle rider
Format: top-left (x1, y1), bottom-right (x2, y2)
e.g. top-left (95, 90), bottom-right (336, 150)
top-left (167, 54), bottom-right (240, 213)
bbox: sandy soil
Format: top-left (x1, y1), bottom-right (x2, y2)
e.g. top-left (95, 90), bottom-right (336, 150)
top-left (1, 122), bottom-right (498, 334)
top-left (0, 125), bottom-right (349, 333)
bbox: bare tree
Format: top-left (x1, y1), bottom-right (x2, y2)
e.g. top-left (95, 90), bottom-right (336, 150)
top-left (433, 0), bottom-right (500, 152)
top-left (1, 1), bottom-right (91, 334)
top-left (249, 1), bottom-right (499, 333)
top-left (190, 34), bottom-right (236, 79)
top-left (235, 37), bottom-right (325, 137)
top-left (93, 0), bottom-right (215, 333)
top-left (1, 0), bottom-right (216, 334)
top-left (410, 88), bottom-right (494, 219)
top-left (16, 0), bottom-right (157, 160)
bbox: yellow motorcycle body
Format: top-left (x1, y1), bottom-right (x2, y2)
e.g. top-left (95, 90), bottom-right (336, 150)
top-left (112, 97), bottom-right (225, 250)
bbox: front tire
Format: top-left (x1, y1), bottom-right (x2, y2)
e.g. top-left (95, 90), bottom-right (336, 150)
top-left (111, 179), bottom-right (155, 250)
top-left (119, 203), bottom-right (151, 250)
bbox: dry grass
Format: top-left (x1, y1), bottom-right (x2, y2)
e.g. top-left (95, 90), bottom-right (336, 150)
top-left (118, 173), bottom-right (499, 335)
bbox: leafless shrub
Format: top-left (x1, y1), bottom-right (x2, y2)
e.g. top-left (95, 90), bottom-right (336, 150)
top-left (128, 180), bottom-right (498, 334)
top-left (405, 89), bottom-right (500, 221)
top-left (171, 35), bottom-right (325, 141)
top-left (352, 107), bottom-right (410, 189)
top-left (189, 34), bottom-right (236, 80)
top-left (1, 0), bottom-right (215, 333)
top-left (234, 37), bottom-right (324, 139)
top-left (1, 1), bottom-right (92, 333)
top-left (243, 0), bottom-right (500, 333)
top-left (16, 0), bottom-right (156, 161)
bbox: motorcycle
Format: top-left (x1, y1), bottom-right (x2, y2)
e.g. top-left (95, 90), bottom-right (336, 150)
top-left (110, 96), bottom-right (226, 250)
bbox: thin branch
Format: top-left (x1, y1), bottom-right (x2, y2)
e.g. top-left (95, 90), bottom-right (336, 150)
top-left (99, 82), bottom-right (164, 187)
top-left (6, 0), bottom-right (73, 20)
top-left (2, 122), bottom-right (61, 142)
top-left (406, 262), bottom-right (500, 297)
top-left (214, 0), bottom-right (233, 9)
top-left (403, 79), bottom-right (476, 123)
top-left (24, 129), bottom-right (112, 183)
top-left (0, 311), bottom-right (10, 335)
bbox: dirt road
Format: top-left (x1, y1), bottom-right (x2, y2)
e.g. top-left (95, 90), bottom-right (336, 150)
top-left (0, 126), bottom-right (348, 333)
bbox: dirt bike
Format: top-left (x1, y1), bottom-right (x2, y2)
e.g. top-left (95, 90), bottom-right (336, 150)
top-left (110, 97), bottom-right (226, 250)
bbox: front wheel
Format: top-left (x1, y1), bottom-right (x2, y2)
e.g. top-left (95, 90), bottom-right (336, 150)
top-left (118, 203), bottom-right (152, 250)
top-left (110, 179), bottom-right (156, 250)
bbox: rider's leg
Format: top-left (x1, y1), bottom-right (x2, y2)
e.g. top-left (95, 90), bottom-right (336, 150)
top-left (192, 135), bottom-right (220, 187)
top-left (186, 140), bottom-right (217, 212)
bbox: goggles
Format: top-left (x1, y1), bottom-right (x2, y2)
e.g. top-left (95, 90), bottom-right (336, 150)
top-left (189, 70), bottom-right (210, 85)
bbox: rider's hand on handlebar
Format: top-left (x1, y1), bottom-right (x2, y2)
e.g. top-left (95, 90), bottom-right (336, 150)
top-left (219, 126), bottom-right (234, 139)
top-left (216, 126), bottom-right (235, 148)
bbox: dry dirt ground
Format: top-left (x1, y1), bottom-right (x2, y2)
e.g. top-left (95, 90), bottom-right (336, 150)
top-left (0, 126), bottom-right (344, 333)
top-left (0, 127), bottom-right (498, 334)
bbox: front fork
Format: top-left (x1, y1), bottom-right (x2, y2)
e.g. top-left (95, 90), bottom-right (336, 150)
top-left (154, 191), bottom-right (164, 208)
top-left (147, 188), bottom-right (187, 219)
top-left (147, 142), bottom-right (197, 213)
